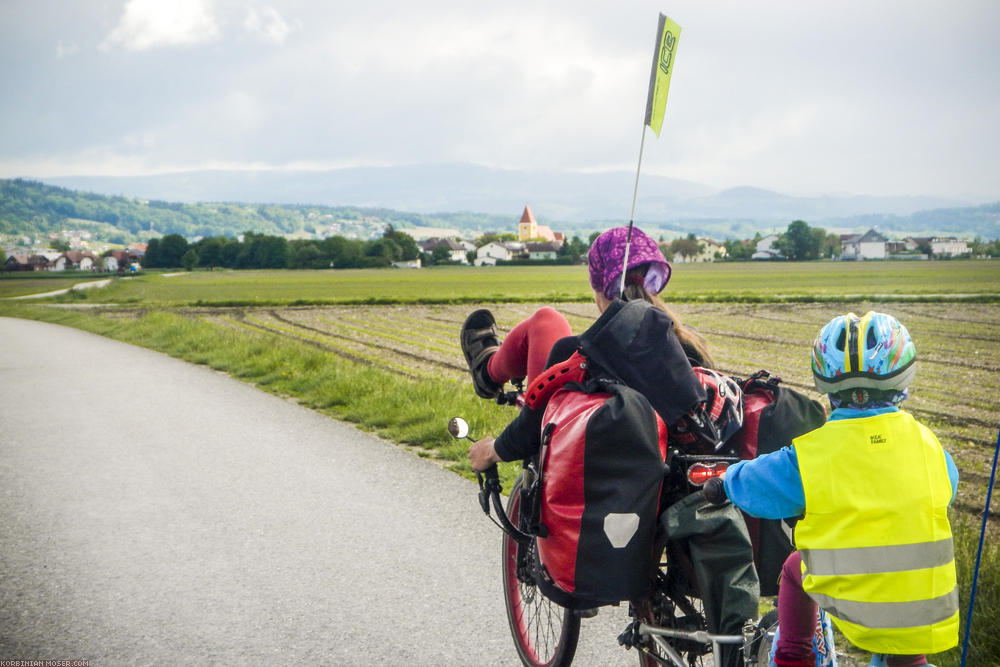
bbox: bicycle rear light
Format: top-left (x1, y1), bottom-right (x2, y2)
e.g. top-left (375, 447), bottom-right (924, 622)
top-left (686, 461), bottom-right (729, 486)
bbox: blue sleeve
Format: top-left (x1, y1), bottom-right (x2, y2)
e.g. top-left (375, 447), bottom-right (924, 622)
top-left (944, 450), bottom-right (959, 503)
top-left (723, 446), bottom-right (805, 520)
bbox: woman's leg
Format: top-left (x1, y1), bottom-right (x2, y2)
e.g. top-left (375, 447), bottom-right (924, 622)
top-left (487, 307), bottom-right (572, 384)
top-left (774, 551), bottom-right (819, 667)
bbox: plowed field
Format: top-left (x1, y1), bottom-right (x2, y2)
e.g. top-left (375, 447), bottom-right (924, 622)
top-left (154, 300), bottom-right (1000, 520)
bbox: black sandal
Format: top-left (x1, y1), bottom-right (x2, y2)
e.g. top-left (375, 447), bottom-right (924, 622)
top-left (461, 309), bottom-right (502, 399)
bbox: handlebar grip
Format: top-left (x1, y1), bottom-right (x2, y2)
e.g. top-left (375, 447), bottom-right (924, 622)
top-left (703, 477), bottom-right (728, 506)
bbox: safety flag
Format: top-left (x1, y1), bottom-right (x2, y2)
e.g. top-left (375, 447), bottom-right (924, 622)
top-left (644, 13), bottom-right (681, 137)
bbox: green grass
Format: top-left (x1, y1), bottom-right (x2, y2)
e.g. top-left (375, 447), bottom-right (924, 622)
top-left (0, 272), bottom-right (107, 298)
top-left (7, 260), bottom-right (998, 306)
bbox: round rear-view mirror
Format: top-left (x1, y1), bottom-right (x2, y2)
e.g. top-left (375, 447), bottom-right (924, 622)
top-left (448, 417), bottom-right (469, 440)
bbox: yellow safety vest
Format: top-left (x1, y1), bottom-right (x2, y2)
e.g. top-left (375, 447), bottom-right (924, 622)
top-left (794, 410), bottom-right (958, 654)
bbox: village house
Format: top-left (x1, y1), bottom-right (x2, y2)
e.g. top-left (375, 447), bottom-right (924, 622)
top-left (475, 241), bottom-right (524, 266)
top-left (678, 237), bottom-right (727, 262)
top-left (101, 249), bottom-right (143, 272)
top-left (752, 234), bottom-right (783, 260)
top-left (418, 238), bottom-right (469, 264)
top-left (53, 251), bottom-right (99, 271)
top-left (841, 228), bottom-right (888, 260)
top-left (929, 237), bottom-right (970, 257)
top-left (526, 241), bottom-right (561, 261)
top-left (4, 253), bottom-right (52, 271)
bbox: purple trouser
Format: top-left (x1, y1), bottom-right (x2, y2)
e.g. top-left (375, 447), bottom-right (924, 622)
top-left (775, 551), bottom-right (927, 667)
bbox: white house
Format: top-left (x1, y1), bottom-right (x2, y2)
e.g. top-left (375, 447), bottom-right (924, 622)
top-left (692, 238), bottom-right (726, 262)
top-left (475, 242), bottom-right (513, 266)
top-left (930, 237), bottom-right (970, 257)
top-left (526, 241), bottom-right (561, 261)
top-left (841, 229), bottom-right (888, 260)
top-left (752, 234), bottom-right (783, 260)
top-left (475, 241), bottom-right (525, 266)
top-left (53, 251), bottom-right (98, 271)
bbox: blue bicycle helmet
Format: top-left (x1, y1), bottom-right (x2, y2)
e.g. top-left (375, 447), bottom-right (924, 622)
top-left (811, 311), bottom-right (916, 395)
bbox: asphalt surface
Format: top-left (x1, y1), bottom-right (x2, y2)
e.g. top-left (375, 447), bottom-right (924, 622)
top-left (0, 317), bottom-right (635, 666)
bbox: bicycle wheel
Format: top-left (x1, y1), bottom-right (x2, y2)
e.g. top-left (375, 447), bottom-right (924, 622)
top-left (636, 543), bottom-right (712, 667)
top-left (755, 609), bottom-right (778, 665)
top-left (502, 475), bottom-right (580, 667)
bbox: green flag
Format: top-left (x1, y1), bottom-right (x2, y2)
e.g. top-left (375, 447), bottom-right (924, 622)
top-left (644, 13), bottom-right (682, 137)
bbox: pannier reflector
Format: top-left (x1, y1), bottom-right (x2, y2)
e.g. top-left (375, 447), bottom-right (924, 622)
top-left (603, 513), bottom-right (640, 548)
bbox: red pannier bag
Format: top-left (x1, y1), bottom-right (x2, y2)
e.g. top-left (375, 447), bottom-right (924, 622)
top-left (533, 379), bottom-right (668, 609)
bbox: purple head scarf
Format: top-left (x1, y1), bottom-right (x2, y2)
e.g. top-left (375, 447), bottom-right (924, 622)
top-left (588, 226), bottom-right (672, 300)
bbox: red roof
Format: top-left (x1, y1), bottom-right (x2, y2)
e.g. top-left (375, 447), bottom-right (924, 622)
top-left (519, 205), bottom-right (536, 224)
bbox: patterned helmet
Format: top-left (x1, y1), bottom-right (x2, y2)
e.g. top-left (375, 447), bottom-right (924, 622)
top-left (811, 311), bottom-right (917, 395)
top-left (671, 367), bottom-right (745, 452)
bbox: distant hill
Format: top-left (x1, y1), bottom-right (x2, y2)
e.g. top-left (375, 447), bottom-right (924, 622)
top-left (2, 170), bottom-right (998, 247)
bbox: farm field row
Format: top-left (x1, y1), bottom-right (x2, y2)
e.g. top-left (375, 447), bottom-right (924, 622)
top-left (141, 299), bottom-right (999, 520)
top-left (16, 259), bottom-right (999, 305)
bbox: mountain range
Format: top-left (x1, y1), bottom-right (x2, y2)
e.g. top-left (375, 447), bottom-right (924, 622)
top-left (20, 164), bottom-right (1000, 240)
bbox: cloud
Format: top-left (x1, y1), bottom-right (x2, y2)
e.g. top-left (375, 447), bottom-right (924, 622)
top-left (101, 0), bottom-right (221, 51)
top-left (244, 6), bottom-right (293, 45)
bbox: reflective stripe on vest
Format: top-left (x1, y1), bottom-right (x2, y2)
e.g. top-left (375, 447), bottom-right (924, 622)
top-left (806, 586), bottom-right (959, 630)
top-left (794, 410), bottom-right (958, 654)
top-left (800, 537), bottom-right (955, 575)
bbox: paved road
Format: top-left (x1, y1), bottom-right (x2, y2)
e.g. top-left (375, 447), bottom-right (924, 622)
top-left (0, 317), bottom-right (634, 666)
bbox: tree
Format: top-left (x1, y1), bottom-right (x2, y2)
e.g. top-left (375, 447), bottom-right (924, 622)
top-left (381, 226), bottom-right (420, 261)
top-left (773, 220), bottom-right (823, 261)
top-left (820, 233), bottom-right (842, 259)
top-left (195, 237), bottom-right (225, 268)
top-left (670, 233), bottom-right (702, 261)
top-left (153, 233), bottom-right (190, 267)
top-left (558, 236), bottom-right (589, 262)
top-left (181, 249), bottom-right (199, 271)
top-left (50, 238), bottom-right (70, 252)
top-left (723, 237), bottom-right (756, 261)
top-left (431, 245), bottom-right (453, 264)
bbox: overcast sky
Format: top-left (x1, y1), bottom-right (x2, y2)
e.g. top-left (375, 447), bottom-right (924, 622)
top-left (1, 0), bottom-right (998, 202)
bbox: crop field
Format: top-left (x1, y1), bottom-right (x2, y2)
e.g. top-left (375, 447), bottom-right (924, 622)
top-left (0, 273), bottom-right (105, 298)
top-left (87, 296), bottom-right (999, 523)
top-left (44, 259), bottom-right (1000, 305)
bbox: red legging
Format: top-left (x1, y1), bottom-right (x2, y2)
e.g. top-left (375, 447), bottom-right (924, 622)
top-left (486, 307), bottom-right (572, 386)
top-left (775, 551), bottom-right (927, 667)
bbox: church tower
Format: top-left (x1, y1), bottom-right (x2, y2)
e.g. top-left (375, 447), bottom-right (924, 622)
top-left (518, 205), bottom-right (537, 241)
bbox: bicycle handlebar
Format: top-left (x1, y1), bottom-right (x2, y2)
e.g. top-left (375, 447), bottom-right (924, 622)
top-left (476, 464), bottom-right (533, 545)
top-left (702, 477), bottom-right (728, 506)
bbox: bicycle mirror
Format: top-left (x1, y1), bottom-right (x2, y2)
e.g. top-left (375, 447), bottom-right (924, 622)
top-left (448, 417), bottom-right (470, 440)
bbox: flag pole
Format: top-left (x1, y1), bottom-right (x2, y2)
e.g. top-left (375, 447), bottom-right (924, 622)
top-left (620, 124), bottom-right (648, 298)
top-left (620, 12), bottom-right (678, 299)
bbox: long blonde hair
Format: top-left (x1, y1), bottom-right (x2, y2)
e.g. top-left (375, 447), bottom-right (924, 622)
top-left (621, 267), bottom-right (716, 369)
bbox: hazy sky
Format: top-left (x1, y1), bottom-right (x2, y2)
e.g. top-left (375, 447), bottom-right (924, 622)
top-left (2, 0), bottom-right (998, 201)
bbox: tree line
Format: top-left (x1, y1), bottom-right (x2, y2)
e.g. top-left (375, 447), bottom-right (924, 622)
top-left (143, 228), bottom-right (429, 270)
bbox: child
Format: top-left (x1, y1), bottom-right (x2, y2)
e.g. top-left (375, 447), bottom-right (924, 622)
top-left (723, 312), bottom-right (960, 667)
